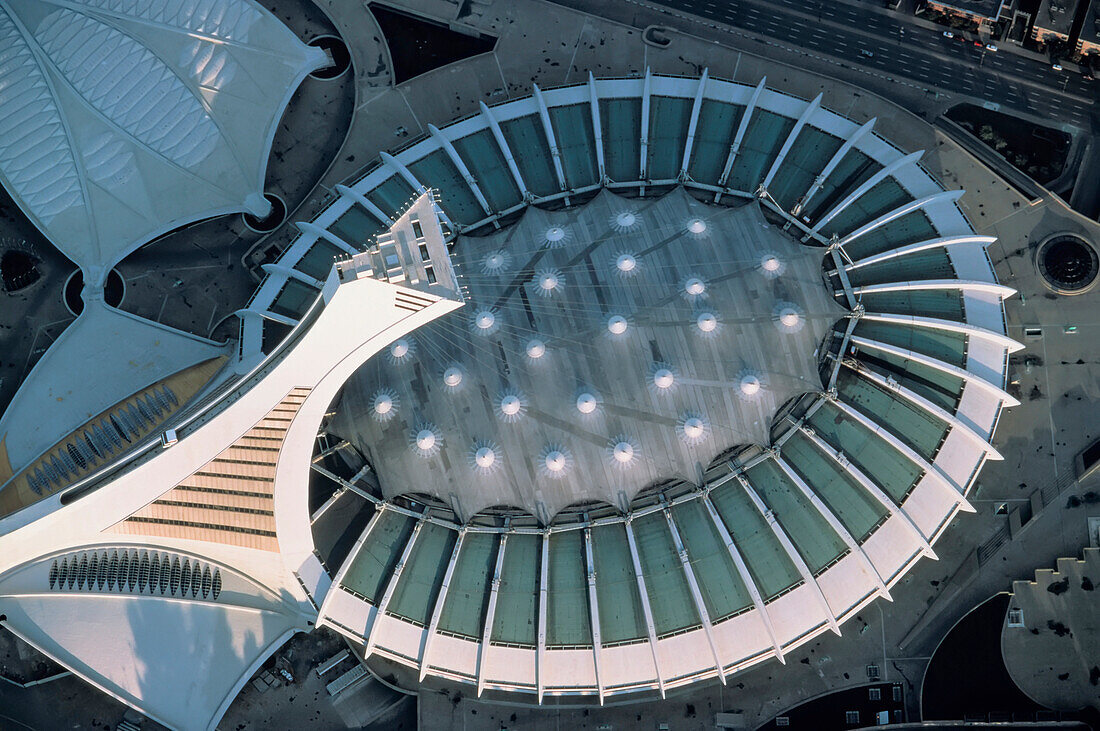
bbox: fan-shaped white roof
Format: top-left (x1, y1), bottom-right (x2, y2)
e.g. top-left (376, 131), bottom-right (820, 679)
top-left (0, 0), bottom-right (326, 285)
top-left (0, 299), bottom-right (230, 486)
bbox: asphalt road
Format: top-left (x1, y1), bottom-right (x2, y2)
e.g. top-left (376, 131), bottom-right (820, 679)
top-left (641, 0), bottom-right (1096, 130)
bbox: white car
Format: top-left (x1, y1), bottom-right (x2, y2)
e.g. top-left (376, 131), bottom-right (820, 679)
top-left (942, 30), bottom-right (954, 38)
top-left (1052, 62), bottom-right (1064, 71)
top-left (985, 43), bottom-right (998, 52)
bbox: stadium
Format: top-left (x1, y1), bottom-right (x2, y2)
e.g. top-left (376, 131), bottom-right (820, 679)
top-left (0, 1), bottom-right (1018, 728)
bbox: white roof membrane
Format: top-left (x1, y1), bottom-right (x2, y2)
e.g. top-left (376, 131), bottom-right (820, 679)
top-left (0, 0), bottom-right (326, 284)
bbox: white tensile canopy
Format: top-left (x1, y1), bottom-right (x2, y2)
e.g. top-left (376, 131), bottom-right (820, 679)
top-left (0, 0), bottom-right (327, 287)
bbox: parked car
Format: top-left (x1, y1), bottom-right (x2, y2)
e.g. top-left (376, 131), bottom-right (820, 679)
top-left (942, 30), bottom-right (954, 38)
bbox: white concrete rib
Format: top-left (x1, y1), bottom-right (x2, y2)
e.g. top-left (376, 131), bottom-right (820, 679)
top-left (335, 183), bottom-right (395, 226)
top-left (476, 533), bottom-right (508, 697)
top-left (852, 279), bottom-right (1016, 299)
top-left (296, 220), bottom-right (360, 256)
top-left (844, 234), bottom-right (996, 270)
top-left (319, 505), bottom-right (387, 623)
top-left (624, 519), bottom-right (666, 698)
top-left (234, 308), bottom-right (299, 327)
top-left (859, 311), bottom-right (1022, 353)
top-left (420, 530), bottom-right (465, 681)
top-left (663, 506), bottom-right (726, 684)
top-left (700, 494), bottom-right (786, 663)
top-left (532, 84), bottom-right (568, 192)
top-left (588, 73), bottom-right (606, 182)
top-left (849, 334), bottom-right (1020, 407)
top-left (836, 355), bottom-right (1004, 459)
top-left (736, 474), bottom-right (841, 635)
top-left (800, 117), bottom-right (876, 209)
top-left (427, 124), bottom-right (492, 215)
top-left (825, 394), bottom-right (975, 512)
top-left (679, 68), bottom-right (709, 179)
top-left (771, 453), bottom-right (891, 600)
top-left (840, 190), bottom-right (964, 246)
top-left (583, 527), bottom-right (606, 703)
top-left (478, 101), bottom-right (530, 199)
top-left (261, 263), bottom-right (323, 290)
top-left (364, 518), bottom-right (424, 657)
top-left (762, 93), bottom-right (821, 190)
top-left (796, 424), bottom-right (937, 559)
top-left (811, 150), bottom-right (924, 234)
top-left (640, 68), bottom-right (652, 181)
top-left (717, 77), bottom-right (766, 190)
top-left (536, 531), bottom-right (549, 702)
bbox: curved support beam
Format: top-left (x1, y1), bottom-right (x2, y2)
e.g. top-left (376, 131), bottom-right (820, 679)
top-left (811, 150), bottom-right (924, 234)
top-left (319, 505), bottom-right (386, 622)
top-left (860, 312), bottom-right (1023, 354)
top-left (845, 234), bottom-right (997, 271)
top-left (840, 190), bottom-right (964, 246)
top-left (679, 68), bottom-right (709, 180)
top-left (849, 335), bottom-right (1020, 407)
top-left (797, 424), bottom-right (936, 559)
top-left (771, 453), bottom-right (891, 600)
top-left (700, 495), bottom-right (785, 663)
top-left (583, 527), bottom-right (606, 703)
top-left (762, 93), bottom-right (821, 190)
top-left (479, 101), bottom-right (530, 199)
top-left (624, 520), bottom-right (666, 698)
top-left (379, 152), bottom-right (458, 232)
top-left (718, 77), bottom-right (766, 190)
top-left (296, 220), bottom-right (360, 257)
top-left (640, 68), bottom-right (652, 181)
top-left (335, 184), bottom-right (394, 226)
top-left (737, 474), bottom-right (841, 635)
top-left (835, 354), bottom-right (1004, 460)
top-left (537, 531), bottom-right (549, 703)
top-left (476, 533), bottom-right (508, 697)
top-left (379, 150), bottom-right (424, 193)
top-left (588, 73), bottom-right (606, 182)
top-left (532, 84), bottom-right (568, 192)
top-left (365, 518), bottom-right (424, 657)
top-left (234, 308), bottom-right (299, 328)
top-left (801, 117), bottom-right (876, 210)
top-left (824, 393), bottom-right (975, 512)
top-left (664, 506), bottom-right (726, 684)
top-left (261, 263), bottom-right (324, 290)
top-left (421, 530), bottom-right (466, 681)
top-left (428, 124), bottom-right (492, 216)
top-left (852, 279), bottom-right (1017, 299)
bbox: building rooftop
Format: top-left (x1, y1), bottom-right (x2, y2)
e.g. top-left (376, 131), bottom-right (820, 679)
top-left (332, 188), bottom-right (842, 519)
top-left (929, 0), bottom-right (1007, 21)
top-left (0, 0), bottom-right (327, 283)
top-left (0, 0), bottom-right (1036, 721)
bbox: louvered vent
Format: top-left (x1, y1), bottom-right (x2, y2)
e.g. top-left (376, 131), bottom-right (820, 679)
top-left (47, 548), bottom-right (222, 600)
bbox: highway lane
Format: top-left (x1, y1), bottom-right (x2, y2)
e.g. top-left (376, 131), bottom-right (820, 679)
top-left (644, 0), bottom-right (1096, 129)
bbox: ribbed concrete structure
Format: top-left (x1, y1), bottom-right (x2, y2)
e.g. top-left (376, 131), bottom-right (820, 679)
top-left (251, 72), bottom-right (1021, 700)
